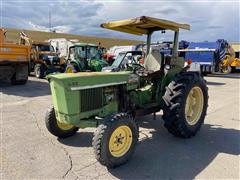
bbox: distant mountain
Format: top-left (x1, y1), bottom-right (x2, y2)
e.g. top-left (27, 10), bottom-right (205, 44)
top-left (4, 28), bottom-right (142, 48)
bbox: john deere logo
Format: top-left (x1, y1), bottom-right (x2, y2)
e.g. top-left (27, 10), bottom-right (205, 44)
top-left (68, 82), bottom-right (79, 87)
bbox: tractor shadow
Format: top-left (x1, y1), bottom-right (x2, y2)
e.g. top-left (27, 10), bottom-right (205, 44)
top-left (206, 73), bottom-right (240, 79)
top-left (206, 81), bottom-right (226, 86)
top-left (108, 114), bottom-right (240, 179)
top-left (57, 131), bottom-right (93, 147)
top-left (0, 77), bottom-right (50, 97)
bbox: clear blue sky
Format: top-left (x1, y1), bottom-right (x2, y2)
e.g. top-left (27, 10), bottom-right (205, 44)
top-left (1, 0), bottom-right (239, 42)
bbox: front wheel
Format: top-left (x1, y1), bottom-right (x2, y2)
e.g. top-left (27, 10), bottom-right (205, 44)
top-left (92, 113), bottom-right (138, 168)
top-left (221, 65), bottom-right (232, 74)
top-left (162, 72), bottom-right (208, 138)
top-left (45, 106), bottom-right (79, 138)
top-left (34, 64), bottom-right (45, 78)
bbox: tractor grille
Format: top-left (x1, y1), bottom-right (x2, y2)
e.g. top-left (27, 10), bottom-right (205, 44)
top-left (80, 88), bottom-right (103, 112)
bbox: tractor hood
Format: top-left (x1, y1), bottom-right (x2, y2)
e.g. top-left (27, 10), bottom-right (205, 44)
top-left (47, 72), bottom-right (139, 125)
top-left (47, 71), bottom-right (138, 91)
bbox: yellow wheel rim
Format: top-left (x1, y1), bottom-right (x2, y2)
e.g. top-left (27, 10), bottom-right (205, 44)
top-left (185, 86), bottom-right (204, 125)
top-left (109, 125), bottom-right (133, 157)
top-left (57, 121), bottom-right (74, 131)
top-left (65, 67), bottom-right (74, 73)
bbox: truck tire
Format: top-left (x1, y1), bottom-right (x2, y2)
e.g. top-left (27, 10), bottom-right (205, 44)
top-left (221, 65), bottom-right (232, 74)
top-left (45, 106), bottom-right (79, 138)
top-left (10, 73), bottom-right (28, 85)
top-left (92, 113), bottom-right (138, 168)
top-left (162, 72), bottom-right (208, 138)
top-left (34, 64), bottom-right (45, 78)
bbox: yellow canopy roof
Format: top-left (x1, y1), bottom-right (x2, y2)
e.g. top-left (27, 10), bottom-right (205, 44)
top-left (101, 16), bottom-right (190, 36)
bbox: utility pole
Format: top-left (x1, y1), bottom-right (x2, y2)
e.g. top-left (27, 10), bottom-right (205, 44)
top-left (49, 9), bottom-right (51, 32)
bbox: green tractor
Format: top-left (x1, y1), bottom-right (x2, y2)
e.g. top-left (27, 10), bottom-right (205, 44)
top-left (65, 43), bottom-right (108, 73)
top-left (45, 16), bottom-right (208, 168)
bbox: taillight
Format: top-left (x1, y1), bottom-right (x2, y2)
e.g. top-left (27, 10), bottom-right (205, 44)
top-left (187, 59), bottom-right (192, 65)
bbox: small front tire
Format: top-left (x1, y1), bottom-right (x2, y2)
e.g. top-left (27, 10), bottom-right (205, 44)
top-left (92, 113), bottom-right (138, 168)
top-left (34, 64), bottom-right (45, 78)
top-left (45, 106), bottom-right (78, 138)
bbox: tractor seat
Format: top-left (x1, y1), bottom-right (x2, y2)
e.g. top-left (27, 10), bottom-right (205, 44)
top-left (144, 48), bottom-right (162, 72)
top-left (136, 48), bottom-right (162, 77)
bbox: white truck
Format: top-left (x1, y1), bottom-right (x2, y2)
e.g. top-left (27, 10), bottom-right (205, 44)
top-left (107, 45), bottom-right (136, 57)
top-left (48, 38), bottom-right (79, 58)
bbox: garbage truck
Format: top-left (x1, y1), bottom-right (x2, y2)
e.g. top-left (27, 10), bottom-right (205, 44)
top-left (179, 39), bottom-right (234, 75)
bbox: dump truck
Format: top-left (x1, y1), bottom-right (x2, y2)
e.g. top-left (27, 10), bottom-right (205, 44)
top-left (0, 29), bottom-right (30, 85)
top-left (45, 16), bottom-right (208, 168)
top-left (20, 32), bottom-right (64, 78)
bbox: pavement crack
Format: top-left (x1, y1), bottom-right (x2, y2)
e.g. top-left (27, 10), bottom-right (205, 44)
top-left (24, 103), bottom-right (79, 180)
top-left (62, 149), bottom-right (73, 179)
top-left (75, 161), bottom-right (98, 172)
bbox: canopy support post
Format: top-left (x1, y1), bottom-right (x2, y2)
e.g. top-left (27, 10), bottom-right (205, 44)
top-left (173, 30), bottom-right (179, 58)
top-left (146, 31), bottom-right (153, 56)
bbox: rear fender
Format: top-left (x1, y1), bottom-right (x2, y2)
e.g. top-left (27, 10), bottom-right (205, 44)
top-left (158, 66), bottom-right (183, 104)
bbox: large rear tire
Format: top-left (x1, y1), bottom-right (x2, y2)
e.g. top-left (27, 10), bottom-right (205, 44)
top-left (92, 113), bottom-right (138, 168)
top-left (162, 72), bottom-right (208, 138)
top-left (45, 106), bottom-right (79, 138)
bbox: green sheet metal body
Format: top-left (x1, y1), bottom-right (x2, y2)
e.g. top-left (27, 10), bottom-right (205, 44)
top-left (47, 72), bottom-right (138, 127)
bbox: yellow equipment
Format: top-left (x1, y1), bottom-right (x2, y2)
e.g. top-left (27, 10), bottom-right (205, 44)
top-left (220, 42), bottom-right (240, 73)
top-left (0, 28), bottom-right (30, 84)
top-left (230, 42), bottom-right (240, 71)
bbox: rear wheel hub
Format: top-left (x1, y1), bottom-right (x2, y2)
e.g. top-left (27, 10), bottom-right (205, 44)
top-left (185, 86), bottom-right (204, 125)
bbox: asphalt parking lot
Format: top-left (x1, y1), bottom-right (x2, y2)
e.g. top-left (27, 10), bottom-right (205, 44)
top-left (1, 74), bottom-right (240, 179)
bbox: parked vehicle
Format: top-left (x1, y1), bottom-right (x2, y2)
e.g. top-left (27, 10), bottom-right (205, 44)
top-left (108, 45), bottom-right (137, 57)
top-left (48, 38), bottom-right (78, 58)
top-left (0, 29), bottom-right (30, 85)
top-left (228, 42), bottom-right (240, 71)
top-left (179, 39), bottom-right (234, 75)
top-left (20, 32), bottom-right (64, 78)
top-left (65, 43), bottom-right (108, 72)
top-left (45, 16), bottom-right (208, 168)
